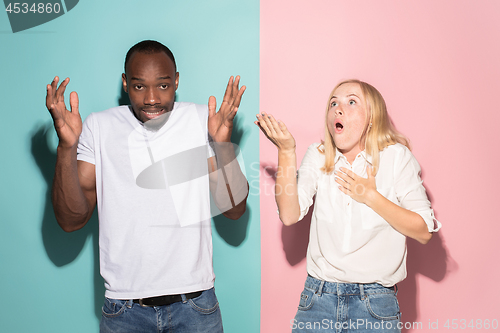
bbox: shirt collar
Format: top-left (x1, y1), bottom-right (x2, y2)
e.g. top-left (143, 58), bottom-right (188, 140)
top-left (334, 149), bottom-right (373, 165)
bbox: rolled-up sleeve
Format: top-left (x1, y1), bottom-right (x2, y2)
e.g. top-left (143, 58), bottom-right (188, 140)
top-left (394, 147), bottom-right (441, 232)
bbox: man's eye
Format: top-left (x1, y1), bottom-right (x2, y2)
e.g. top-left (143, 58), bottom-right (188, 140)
top-left (349, 100), bottom-right (356, 105)
top-left (159, 84), bottom-right (168, 89)
top-left (134, 85), bottom-right (144, 90)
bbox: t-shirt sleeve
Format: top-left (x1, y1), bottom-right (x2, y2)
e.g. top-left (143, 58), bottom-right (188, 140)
top-left (77, 113), bottom-right (96, 165)
top-left (394, 146), bottom-right (441, 232)
top-left (296, 143), bottom-right (323, 221)
top-left (194, 103), bottom-right (215, 158)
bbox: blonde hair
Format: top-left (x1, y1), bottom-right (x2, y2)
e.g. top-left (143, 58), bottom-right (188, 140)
top-left (321, 79), bottom-right (410, 175)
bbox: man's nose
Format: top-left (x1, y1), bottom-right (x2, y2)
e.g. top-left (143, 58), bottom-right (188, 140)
top-left (144, 88), bottom-right (159, 105)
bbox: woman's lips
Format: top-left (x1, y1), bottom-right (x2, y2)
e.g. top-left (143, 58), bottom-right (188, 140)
top-left (334, 120), bottom-right (344, 133)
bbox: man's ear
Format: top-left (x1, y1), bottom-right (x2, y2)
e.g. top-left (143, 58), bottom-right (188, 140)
top-left (175, 72), bottom-right (179, 91)
top-left (122, 73), bottom-right (128, 93)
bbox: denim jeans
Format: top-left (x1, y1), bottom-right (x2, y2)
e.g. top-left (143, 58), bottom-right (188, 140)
top-left (291, 276), bottom-right (401, 333)
top-left (100, 288), bottom-right (223, 333)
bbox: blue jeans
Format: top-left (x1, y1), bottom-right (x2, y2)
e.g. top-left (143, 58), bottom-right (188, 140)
top-left (100, 288), bottom-right (223, 333)
top-left (291, 276), bottom-right (401, 333)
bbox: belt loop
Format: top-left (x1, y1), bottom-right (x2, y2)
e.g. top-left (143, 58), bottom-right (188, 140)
top-left (181, 294), bottom-right (187, 303)
top-left (359, 283), bottom-right (365, 300)
top-left (394, 284), bottom-right (398, 295)
top-left (316, 280), bottom-right (325, 296)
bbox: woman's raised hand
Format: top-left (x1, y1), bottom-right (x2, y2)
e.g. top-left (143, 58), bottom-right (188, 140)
top-left (255, 112), bottom-right (296, 152)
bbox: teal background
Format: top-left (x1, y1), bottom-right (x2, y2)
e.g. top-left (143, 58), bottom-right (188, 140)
top-left (0, 1), bottom-right (260, 332)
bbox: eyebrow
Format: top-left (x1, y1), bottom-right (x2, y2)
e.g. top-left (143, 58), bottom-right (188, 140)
top-left (331, 93), bottom-right (359, 99)
top-left (130, 76), bottom-right (172, 81)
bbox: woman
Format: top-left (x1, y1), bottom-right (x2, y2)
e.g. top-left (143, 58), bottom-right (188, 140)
top-left (255, 79), bottom-right (441, 332)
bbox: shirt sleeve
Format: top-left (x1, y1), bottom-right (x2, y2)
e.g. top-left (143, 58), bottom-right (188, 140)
top-left (77, 113), bottom-right (96, 165)
top-left (296, 144), bottom-right (323, 221)
top-left (394, 146), bottom-right (441, 232)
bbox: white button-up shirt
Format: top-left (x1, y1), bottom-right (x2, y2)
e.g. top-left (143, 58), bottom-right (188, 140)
top-left (297, 143), bottom-right (441, 287)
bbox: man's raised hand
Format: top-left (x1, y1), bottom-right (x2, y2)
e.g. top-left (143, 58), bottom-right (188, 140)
top-left (46, 76), bottom-right (82, 149)
top-left (208, 76), bottom-right (246, 142)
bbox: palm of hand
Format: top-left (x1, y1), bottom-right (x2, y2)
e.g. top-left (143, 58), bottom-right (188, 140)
top-left (208, 76), bottom-right (245, 143)
top-left (255, 112), bottom-right (296, 152)
top-left (270, 127), bottom-right (295, 151)
top-left (208, 102), bottom-right (233, 142)
top-left (46, 77), bottom-right (82, 148)
top-left (53, 99), bottom-right (81, 140)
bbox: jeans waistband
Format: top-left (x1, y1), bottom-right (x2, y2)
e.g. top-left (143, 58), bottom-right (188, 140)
top-left (305, 275), bottom-right (397, 296)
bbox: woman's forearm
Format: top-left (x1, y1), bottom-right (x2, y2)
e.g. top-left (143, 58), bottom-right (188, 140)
top-left (275, 149), bottom-right (301, 226)
top-left (366, 191), bottom-right (432, 244)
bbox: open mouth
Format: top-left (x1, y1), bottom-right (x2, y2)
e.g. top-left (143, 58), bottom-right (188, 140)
top-left (142, 109), bottom-right (165, 120)
top-left (334, 121), bottom-right (344, 132)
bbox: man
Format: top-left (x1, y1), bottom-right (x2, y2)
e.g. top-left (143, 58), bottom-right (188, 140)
top-left (45, 40), bottom-right (248, 332)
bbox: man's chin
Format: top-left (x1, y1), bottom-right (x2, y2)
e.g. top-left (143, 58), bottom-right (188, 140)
top-left (143, 111), bottom-right (171, 131)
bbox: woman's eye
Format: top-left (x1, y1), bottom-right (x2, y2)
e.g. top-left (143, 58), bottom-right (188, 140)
top-left (349, 100), bottom-right (356, 105)
top-left (330, 101), bottom-right (337, 107)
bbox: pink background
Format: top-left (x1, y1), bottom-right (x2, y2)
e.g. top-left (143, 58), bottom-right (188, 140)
top-left (260, 0), bottom-right (500, 332)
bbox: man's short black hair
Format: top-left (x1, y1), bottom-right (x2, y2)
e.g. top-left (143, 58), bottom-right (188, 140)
top-left (124, 40), bottom-right (177, 74)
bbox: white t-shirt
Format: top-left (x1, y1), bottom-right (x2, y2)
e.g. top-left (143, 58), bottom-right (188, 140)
top-left (77, 102), bottom-right (215, 299)
top-left (297, 143), bottom-right (441, 287)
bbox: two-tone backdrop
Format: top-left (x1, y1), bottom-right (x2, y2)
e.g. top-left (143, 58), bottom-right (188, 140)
top-left (1, 1), bottom-right (499, 332)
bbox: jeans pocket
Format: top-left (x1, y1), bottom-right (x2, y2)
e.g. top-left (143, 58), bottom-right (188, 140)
top-left (297, 287), bottom-right (316, 311)
top-left (188, 288), bottom-right (220, 315)
top-left (364, 292), bottom-right (400, 320)
top-left (102, 298), bottom-right (129, 318)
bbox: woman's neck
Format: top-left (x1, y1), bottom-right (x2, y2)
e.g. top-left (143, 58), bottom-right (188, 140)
top-left (339, 144), bottom-right (364, 164)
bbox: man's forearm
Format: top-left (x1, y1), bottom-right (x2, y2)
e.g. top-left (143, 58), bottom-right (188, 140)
top-left (52, 146), bottom-right (93, 232)
top-left (209, 142), bottom-right (249, 219)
